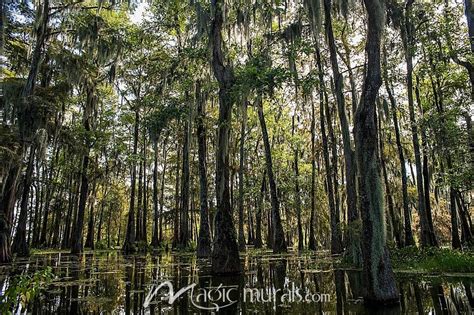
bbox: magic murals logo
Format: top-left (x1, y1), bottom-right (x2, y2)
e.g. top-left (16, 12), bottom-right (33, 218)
top-left (143, 280), bottom-right (331, 311)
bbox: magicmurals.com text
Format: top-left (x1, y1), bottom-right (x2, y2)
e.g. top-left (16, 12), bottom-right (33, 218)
top-left (143, 280), bottom-right (331, 311)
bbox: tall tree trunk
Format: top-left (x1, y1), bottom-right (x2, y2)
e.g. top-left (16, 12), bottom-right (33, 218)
top-left (172, 140), bottom-right (180, 248)
top-left (210, 0), bottom-right (240, 274)
top-left (315, 47), bottom-right (343, 255)
top-left (71, 85), bottom-right (95, 255)
top-left (136, 145), bottom-right (143, 242)
top-left (402, 0), bottom-right (437, 247)
top-left (308, 95), bottom-right (317, 251)
top-left (379, 117), bottom-right (402, 248)
top-left (355, 0), bottom-right (398, 303)
top-left (123, 108), bottom-right (139, 253)
top-left (455, 191), bottom-right (473, 245)
top-left (257, 98), bottom-right (287, 253)
top-left (96, 161), bottom-right (108, 245)
top-left (61, 171), bottom-right (78, 249)
top-left (415, 78), bottom-right (438, 248)
top-left (143, 138), bottom-right (148, 243)
top-left (238, 99), bottom-right (247, 251)
top-left (96, 190), bottom-right (105, 244)
top-left (0, 162), bottom-right (20, 263)
top-left (151, 139), bottom-right (161, 248)
top-left (450, 188), bottom-right (462, 249)
top-left (178, 98), bottom-right (191, 248)
top-left (292, 115), bottom-right (304, 251)
top-left (254, 172), bottom-right (265, 249)
top-left (12, 146), bottom-right (35, 256)
top-left (0, 0), bottom-right (50, 260)
top-left (85, 180), bottom-right (97, 249)
top-left (382, 48), bottom-right (415, 247)
top-left (159, 142), bottom-right (167, 243)
top-left (32, 160), bottom-right (43, 247)
top-left (50, 189), bottom-right (63, 247)
top-left (196, 81), bottom-right (212, 258)
top-left (323, 0), bottom-right (358, 260)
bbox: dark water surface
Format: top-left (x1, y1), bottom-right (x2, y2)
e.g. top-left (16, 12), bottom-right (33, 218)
top-left (0, 250), bottom-right (472, 314)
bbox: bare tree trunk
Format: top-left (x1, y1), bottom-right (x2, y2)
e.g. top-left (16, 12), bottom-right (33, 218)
top-left (402, 0), bottom-right (437, 247)
top-left (143, 141), bottom-right (148, 244)
top-left (151, 139), bottom-right (160, 248)
top-left (450, 188), bottom-right (462, 249)
top-left (379, 117), bottom-right (402, 248)
top-left (172, 140), bottom-right (180, 248)
top-left (382, 48), bottom-right (415, 247)
top-left (85, 180), bottom-right (97, 249)
top-left (62, 171), bottom-right (78, 249)
top-left (323, 0), bottom-right (358, 259)
top-left (308, 95), bottom-right (317, 251)
top-left (238, 99), bottom-right (247, 251)
top-left (292, 115), bottom-right (304, 252)
top-left (123, 108), bottom-right (139, 253)
top-left (96, 160), bottom-right (108, 244)
top-left (196, 81), bottom-right (212, 258)
top-left (178, 97), bottom-right (191, 248)
top-left (355, 0), bottom-right (398, 303)
top-left (12, 146), bottom-right (35, 256)
top-left (315, 47), bottom-right (343, 255)
top-left (136, 144), bottom-right (143, 242)
top-left (159, 142), bottom-right (167, 244)
top-left (71, 85), bottom-right (95, 255)
top-left (254, 172), bottom-right (265, 249)
top-left (257, 98), bottom-right (287, 253)
top-left (455, 191), bottom-right (473, 246)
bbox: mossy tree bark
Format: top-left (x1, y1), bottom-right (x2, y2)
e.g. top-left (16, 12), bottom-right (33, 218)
top-left (210, 0), bottom-right (240, 274)
top-left (355, 0), bottom-right (399, 304)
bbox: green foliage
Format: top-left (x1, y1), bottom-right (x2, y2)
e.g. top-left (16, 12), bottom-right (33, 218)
top-left (234, 54), bottom-right (290, 97)
top-left (144, 100), bottom-right (184, 142)
top-left (391, 247), bottom-right (474, 273)
top-left (0, 267), bottom-right (54, 314)
top-left (95, 240), bottom-right (109, 250)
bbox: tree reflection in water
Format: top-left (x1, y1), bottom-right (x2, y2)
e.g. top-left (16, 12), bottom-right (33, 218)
top-left (0, 251), bottom-right (472, 314)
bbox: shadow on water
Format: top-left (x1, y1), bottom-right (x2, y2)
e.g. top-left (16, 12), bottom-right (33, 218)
top-left (0, 250), bottom-right (472, 314)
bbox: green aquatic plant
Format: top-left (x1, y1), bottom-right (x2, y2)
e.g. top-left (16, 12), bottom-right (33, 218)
top-left (0, 267), bottom-right (54, 314)
top-left (391, 247), bottom-right (474, 273)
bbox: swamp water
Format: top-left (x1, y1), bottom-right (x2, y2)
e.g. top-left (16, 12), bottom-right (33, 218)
top-left (0, 250), bottom-right (472, 314)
